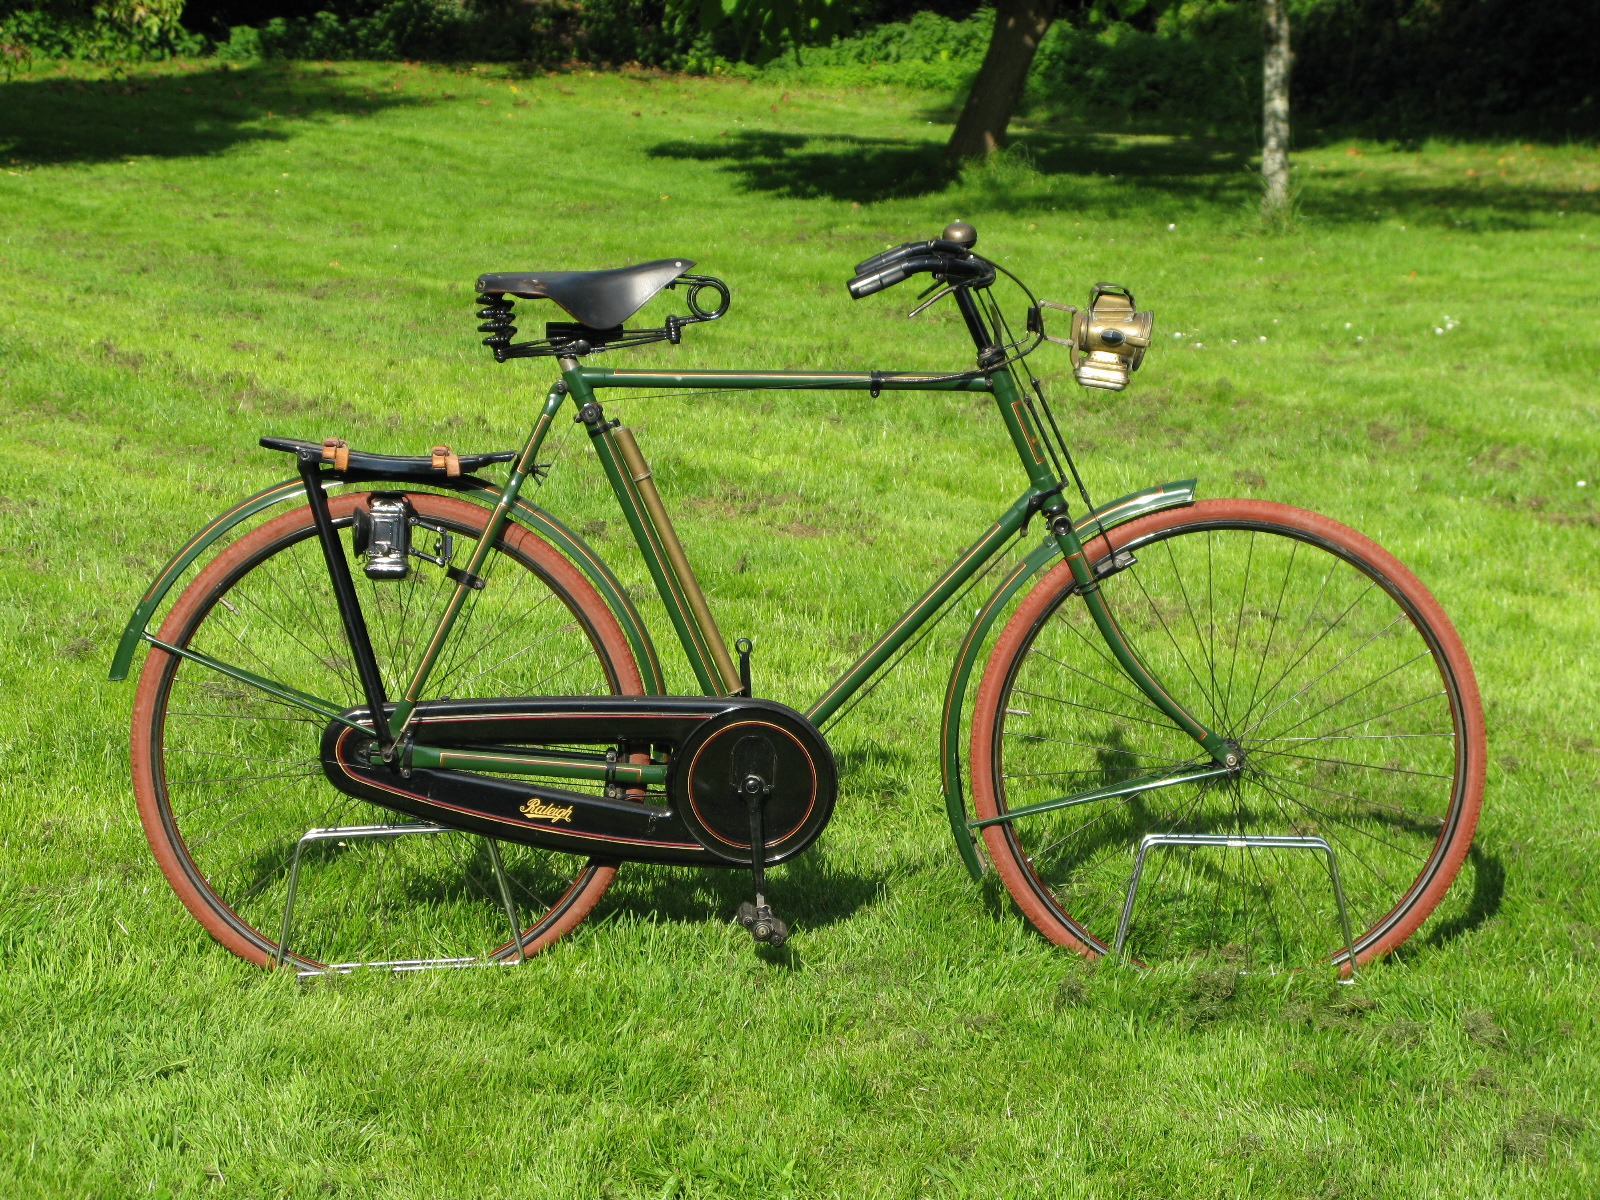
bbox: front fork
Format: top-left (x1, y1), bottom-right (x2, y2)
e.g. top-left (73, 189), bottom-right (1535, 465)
top-left (1046, 505), bottom-right (1236, 767)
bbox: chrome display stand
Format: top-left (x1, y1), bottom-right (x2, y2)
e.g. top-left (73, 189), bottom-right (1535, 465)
top-left (1113, 832), bottom-right (1358, 981)
top-left (276, 822), bottom-right (525, 978)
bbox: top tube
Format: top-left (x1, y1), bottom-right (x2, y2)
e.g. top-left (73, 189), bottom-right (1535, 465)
top-left (578, 367), bottom-right (995, 393)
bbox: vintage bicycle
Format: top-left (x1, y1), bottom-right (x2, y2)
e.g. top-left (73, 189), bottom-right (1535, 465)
top-left (112, 221), bottom-right (1485, 977)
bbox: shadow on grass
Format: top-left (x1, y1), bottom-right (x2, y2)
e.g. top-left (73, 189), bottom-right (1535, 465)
top-left (648, 129), bottom-right (954, 204)
top-left (596, 841), bottom-right (880, 935)
top-left (646, 127), bottom-right (1255, 208)
top-left (647, 124), bottom-right (1591, 228)
top-left (1419, 842), bottom-right (1505, 949)
top-left (0, 63), bottom-right (415, 164)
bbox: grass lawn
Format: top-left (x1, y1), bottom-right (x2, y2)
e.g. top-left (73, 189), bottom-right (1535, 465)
top-left (1, 57), bottom-right (1597, 1198)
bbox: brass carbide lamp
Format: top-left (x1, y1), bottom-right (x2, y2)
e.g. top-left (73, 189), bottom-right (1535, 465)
top-left (1043, 284), bottom-right (1155, 391)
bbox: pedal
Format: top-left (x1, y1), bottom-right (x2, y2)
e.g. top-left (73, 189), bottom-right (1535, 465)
top-left (736, 901), bottom-right (789, 947)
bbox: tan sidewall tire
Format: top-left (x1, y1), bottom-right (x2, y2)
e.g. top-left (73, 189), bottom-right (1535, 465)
top-left (131, 492), bottom-right (642, 970)
top-left (969, 499), bottom-right (1485, 966)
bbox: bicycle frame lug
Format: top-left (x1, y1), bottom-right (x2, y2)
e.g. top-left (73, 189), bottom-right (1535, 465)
top-left (577, 403), bottom-right (621, 436)
top-left (380, 730), bottom-right (415, 777)
top-left (1020, 483), bottom-right (1067, 537)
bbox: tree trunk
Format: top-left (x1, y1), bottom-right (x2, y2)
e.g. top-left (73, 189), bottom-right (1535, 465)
top-left (945, 0), bottom-right (1057, 163)
top-left (1261, 0), bottom-right (1292, 216)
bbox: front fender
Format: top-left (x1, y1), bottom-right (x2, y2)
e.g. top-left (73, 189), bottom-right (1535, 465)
top-left (109, 478), bottom-right (665, 694)
top-left (939, 479), bottom-right (1197, 879)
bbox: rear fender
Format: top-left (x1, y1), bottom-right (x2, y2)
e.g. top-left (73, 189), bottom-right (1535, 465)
top-left (108, 478), bottom-right (665, 693)
top-left (939, 479), bottom-right (1197, 879)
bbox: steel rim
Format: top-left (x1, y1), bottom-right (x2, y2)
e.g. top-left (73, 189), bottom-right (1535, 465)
top-left (986, 512), bottom-right (1478, 970)
top-left (138, 494), bottom-right (631, 971)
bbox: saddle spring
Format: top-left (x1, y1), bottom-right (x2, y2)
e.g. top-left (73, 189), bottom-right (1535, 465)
top-left (476, 293), bottom-right (517, 363)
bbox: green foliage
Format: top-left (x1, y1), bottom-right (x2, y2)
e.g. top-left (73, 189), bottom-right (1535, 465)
top-left (232, 0), bottom-right (482, 63)
top-left (0, 0), bottom-right (200, 62)
top-left (696, 0), bottom-right (854, 66)
top-left (747, 0), bottom-right (1597, 137)
top-left (750, 3), bottom-right (1260, 132)
top-left (738, 9), bottom-right (989, 89)
top-left (1030, 1), bottom-right (1259, 128)
top-left (217, 0), bottom-right (705, 68)
top-left (1292, 0), bottom-right (1599, 135)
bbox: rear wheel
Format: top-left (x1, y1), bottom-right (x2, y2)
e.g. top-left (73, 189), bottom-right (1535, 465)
top-left (970, 500), bottom-right (1484, 971)
top-left (132, 492), bottom-right (644, 972)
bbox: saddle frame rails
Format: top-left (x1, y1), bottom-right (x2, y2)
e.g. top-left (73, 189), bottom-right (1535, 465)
top-left (111, 360), bottom-right (1211, 871)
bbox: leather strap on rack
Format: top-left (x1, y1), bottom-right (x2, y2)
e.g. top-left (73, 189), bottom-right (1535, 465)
top-left (430, 444), bottom-right (461, 477)
top-left (321, 437), bottom-right (350, 471)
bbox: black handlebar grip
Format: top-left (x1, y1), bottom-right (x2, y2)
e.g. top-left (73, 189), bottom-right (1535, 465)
top-left (853, 241), bottom-right (925, 276)
top-left (847, 264), bottom-right (911, 298)
top-left (848, 253), bottom-right (969, 299)
top-left (854, 238), bottom-right (975, 277)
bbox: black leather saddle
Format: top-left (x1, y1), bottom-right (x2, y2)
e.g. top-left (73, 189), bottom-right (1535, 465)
top-left (475, 259), bottom-right (693, 330)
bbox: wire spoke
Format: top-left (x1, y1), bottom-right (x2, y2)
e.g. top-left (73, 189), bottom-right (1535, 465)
top-left (1011, 687), bottom-right (1176, 732)
top-left (1248, 746), bottom-right (1453, 781)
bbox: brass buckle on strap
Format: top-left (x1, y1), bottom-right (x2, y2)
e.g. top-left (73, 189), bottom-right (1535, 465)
top-left (320, 437), bottom-right (350, 471)
top-left (430, 444), bottom-right (461, 477)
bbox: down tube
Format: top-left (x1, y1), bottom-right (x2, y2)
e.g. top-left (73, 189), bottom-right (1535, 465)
top-left (806, 490), bottom-right (1039, 727)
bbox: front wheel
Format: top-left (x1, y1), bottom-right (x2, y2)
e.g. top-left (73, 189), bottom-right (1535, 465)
top-left (131, 492), bottom-right (646, 972)
top-left (970, 500), bottom-right (1485, 971)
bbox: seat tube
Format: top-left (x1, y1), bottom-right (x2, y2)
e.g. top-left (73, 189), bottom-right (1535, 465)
top-left (564, 360), bottom-right (736, 696)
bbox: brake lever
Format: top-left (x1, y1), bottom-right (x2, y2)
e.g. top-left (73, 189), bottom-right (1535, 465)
top-left (907, 283), bottom-right (959, 318)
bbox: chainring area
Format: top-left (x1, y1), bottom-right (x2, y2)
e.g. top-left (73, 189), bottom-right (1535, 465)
top-left (668, 702), bottom-right (837, 866)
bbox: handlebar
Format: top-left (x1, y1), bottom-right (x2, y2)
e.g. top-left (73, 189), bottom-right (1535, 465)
top-left (846, 221), bottom-right (994, 300)
top-left (849, 254), bottom-right (971, 299)
top-left (852, 237), bottom-right (978, 278)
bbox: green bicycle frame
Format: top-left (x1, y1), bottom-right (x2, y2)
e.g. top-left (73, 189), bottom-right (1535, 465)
top-left (383, 359), bottom-right (1231, 767)
top-left (113, 356), bottom-right (1227, 875)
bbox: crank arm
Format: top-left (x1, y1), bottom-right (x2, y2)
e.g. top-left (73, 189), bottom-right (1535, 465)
top-left (967, 762), bottom-right (1234, 829)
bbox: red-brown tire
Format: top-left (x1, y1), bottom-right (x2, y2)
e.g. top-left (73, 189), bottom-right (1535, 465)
top-left (970, 499), bottom-right (1484, 972)
top-left (132, 492), bottom-right (644, 972)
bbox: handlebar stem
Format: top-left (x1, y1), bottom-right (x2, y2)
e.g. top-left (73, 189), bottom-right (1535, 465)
top-left (953, 286), bottom-right (998, 362)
